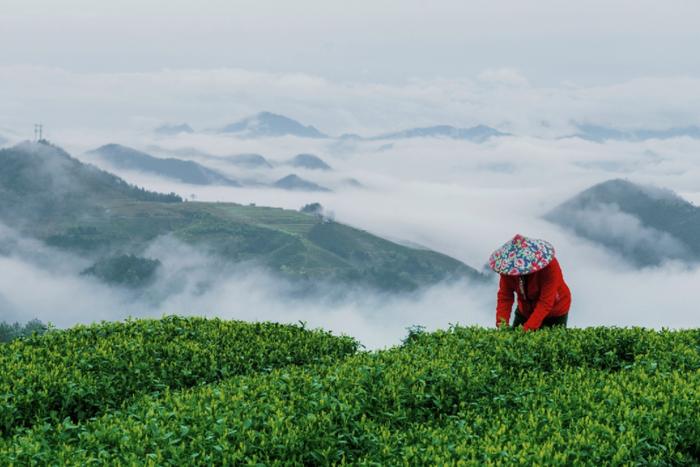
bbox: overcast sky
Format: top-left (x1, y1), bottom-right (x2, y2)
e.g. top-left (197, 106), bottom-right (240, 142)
top-left (3, 0), bottom-right (699, 84)
top-left (2, 1), bottom-right (700, 135)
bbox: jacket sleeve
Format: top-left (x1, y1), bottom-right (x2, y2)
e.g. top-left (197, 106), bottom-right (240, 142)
top-left (496, 275), bottom-right (514, 327)
top-left (523, 263), bottom-right (560, 331)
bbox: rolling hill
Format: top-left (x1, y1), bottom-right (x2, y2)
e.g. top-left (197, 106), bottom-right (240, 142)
top-left (0, 141), bottom-right (483, 291)
top-left (545, 179), bottom-right (700, 266)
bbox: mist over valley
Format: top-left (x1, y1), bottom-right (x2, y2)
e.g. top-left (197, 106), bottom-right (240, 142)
top-left (2, 4), bottom-right (700, 463)
top-left (2, 119), bottom-right (700, 346)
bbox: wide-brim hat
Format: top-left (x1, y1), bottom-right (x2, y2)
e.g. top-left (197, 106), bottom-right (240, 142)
top-left (488, 234), bottom-right (555, 275)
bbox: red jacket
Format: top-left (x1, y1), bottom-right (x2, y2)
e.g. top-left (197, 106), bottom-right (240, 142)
top-left (496, 257), bottom-right (571, 330)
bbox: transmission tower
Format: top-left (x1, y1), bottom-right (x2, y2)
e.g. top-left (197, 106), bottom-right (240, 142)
top-left (33, 124), bottom-right (43, 142)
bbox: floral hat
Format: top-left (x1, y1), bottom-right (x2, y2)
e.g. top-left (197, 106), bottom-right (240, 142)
top-left (488, 234), bottom-right (555, 276)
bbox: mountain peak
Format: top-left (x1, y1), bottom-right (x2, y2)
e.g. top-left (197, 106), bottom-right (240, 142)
top-left (546, 179), bottom-right (699, 266)
top-left (219, 112), bottom-right (327, 138)
top-left (287, 153), bottom-right (332, 171)
top-left (561, 179), bottom-right (689, 209)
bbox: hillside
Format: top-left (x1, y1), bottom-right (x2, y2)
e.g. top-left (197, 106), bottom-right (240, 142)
top-left (87, 144), bottom-right (240, 186)
top-left (0, 317), bottom-right (697, 464)
top-left (0, 142), bottom-right (482, 291)
top-left (0, 141), bottom-right (182, 226)
top-left (545, 179), bottom-right (700, 266)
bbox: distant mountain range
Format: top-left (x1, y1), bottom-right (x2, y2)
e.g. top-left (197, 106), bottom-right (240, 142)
top-left (546, 179), bottom-right (700, 266)
top-left (153, 118), bottom-right (700, 142)
top-left (0, 141), bottom-right (483, 291)
top-left (151, 116), bottom-right (700, 143)
top-left (88, 145), bottom-right (335, 192)
top-left (569, 124), bottom-right (700, 142)
top-left (370, 125), bottom-right (510, 142)
top-left (87, 144), bottom-right (240, 186)
top-left (187, 111), bottom-right (509, 142)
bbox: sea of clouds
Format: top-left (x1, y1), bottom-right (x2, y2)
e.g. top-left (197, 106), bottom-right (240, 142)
top-left (2, 125), bottom-right (700, 348)
top-left (2, 63), bottom-right (700, 347)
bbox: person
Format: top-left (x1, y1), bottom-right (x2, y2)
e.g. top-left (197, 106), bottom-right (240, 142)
top-left (488, 234), bottom-right (571, 331)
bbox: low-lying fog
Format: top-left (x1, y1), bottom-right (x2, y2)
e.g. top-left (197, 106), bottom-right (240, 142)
top-left (3, 132), bottom-right (700, 348)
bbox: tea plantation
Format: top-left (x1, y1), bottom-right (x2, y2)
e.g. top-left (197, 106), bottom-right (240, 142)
top-left (1, 317), bottom-right (698, 465)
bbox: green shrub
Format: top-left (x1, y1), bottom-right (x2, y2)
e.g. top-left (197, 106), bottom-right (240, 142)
top-left (1, 325), bottom-right (697, 465)
top-left (0, 316), bottom-right (358, 437)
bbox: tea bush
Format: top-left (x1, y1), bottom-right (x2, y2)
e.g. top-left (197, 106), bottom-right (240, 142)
top-left (0, 316), bottom-right (358, 436)
top-left (1, 325), bottom-right (697, 465)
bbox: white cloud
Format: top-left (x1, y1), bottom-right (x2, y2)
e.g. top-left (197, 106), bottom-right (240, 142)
top-left (477, 68), bottom-right (530, 87)
top-left (4, 131), bottom-right (700, 347)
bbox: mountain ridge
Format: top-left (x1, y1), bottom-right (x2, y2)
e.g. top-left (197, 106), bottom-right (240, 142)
top-left (0, 141), bottom-right (484, 291)
top-left (213, 111), bottom-right (507, 142)
top-left (87, 144), bottom-right (240, 186)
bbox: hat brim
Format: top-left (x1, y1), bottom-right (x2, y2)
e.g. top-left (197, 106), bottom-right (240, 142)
top-left (488, 237), bottom-right (555, 275)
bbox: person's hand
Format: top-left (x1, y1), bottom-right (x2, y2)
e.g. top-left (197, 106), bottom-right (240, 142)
top-left (522, 321), bottom-right (537, 332)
